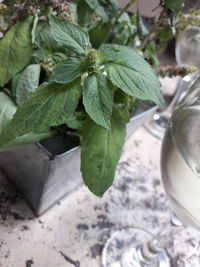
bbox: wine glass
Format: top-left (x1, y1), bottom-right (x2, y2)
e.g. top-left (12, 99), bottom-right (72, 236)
top-left (161, 76), bottom-right (200, 231)
top-left (144, 25), bottom-right (200, 139)
top-left (101, 75), bottom-right (200, 267)
top-left (159, 77), bottom-right (200, 264)
top-left (101, 226), bottom-right (171, 267)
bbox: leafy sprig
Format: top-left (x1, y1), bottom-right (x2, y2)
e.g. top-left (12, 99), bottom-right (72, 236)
top-left (0, 0), bottom-right (184, 196)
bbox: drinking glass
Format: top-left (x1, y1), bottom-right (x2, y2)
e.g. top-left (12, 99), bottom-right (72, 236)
top-left (144, 25), bottom-right (200, 139)
top-left (162, 76), bottom-right (200, 230)
top-left (101, 78), bottom-right (200, 267)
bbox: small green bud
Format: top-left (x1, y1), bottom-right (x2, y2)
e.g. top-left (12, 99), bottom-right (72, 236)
top-left (87, 49), bottom-right (103, 73)
top-left (187, 66), bottom-right (198, 75)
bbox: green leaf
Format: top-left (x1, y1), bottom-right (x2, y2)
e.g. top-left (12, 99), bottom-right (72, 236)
top-left (32, 49), bottom-right (68, 64)
top-left (35, 23), bottom-right (68, 55)
top-left (31, 15), bottom-right (39, 44)
top-left (81, 107), bottom-right (126, 196)
top-left (33, 22), bottom-right (70, 63)
top-left (0, 92), bottom-right (17, 134)
top-left (144, 42), bottom-right (159, 67)
top-left (118, 106), bottom-right (130, 123)
top-left (0, 73), bottom-right (55, 151)
top-left (109, 13), bottom-right (136, 46)
top-left (164, 0), bottom-right (183, 14)
top-left (65, 116), bottom-right (79, 130)
top-left (69, 2), bottom-right (78, 22)
top-left (0, 16), bottom-right (33, 87)
top-left (49, 14), bottom-right (91, 55)
top-left (157, 26), bottom-right (173, 42)
top-left (0, 131), bottom-right (56, 152)
top-left (110, 22), bottom-right (136, 46)
top-left (114, 88), bottom-right (129, 104)
top-left (0, 79), bottom-right (81, 147)
top-left (89, 22), bottom-right (112, 49)
top-left (50, 57), bottom-right (88, 84)
top-left (84, 0), bottom-right (118, 23)
top-left (16, 64), bottom-right (41, 105)
top-left (77, 0), bottom-right (95, 28)
top-left (100, 45), bottom-right (164, 107)
top-left (83, 73), bottom-right (113, 130)
top-left (10, 72), bottom-right (21, 98)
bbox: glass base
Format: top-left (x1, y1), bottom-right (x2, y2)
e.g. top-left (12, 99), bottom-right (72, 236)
top-left (101, 227), bottom-right (170, 267)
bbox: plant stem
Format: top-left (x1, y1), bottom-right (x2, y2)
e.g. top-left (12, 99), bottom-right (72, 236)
top-left (102, 0), bottom-right (138, 44)
top-left (139, 9), bottom-right (165, 50)
top-left (65, 131), bottom-right (81, 138)
top-left (116, 0), bottom-right (138, 21)
top-left (0, 15), bottom-right (4, 25)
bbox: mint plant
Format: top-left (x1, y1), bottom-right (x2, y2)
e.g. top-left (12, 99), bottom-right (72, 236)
top-left (0, 0), bottom-right (183, 196)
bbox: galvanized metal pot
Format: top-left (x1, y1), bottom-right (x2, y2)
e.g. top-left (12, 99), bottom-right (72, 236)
top-left (0, 104), bottom-right (156, 216)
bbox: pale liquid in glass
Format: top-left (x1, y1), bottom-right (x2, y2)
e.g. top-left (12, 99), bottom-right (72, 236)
top-left (162, 130), bottom-right (200, 230)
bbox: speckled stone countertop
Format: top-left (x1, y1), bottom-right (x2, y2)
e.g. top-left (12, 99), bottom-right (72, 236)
top-left (0, 127), bottom-right (200, 267)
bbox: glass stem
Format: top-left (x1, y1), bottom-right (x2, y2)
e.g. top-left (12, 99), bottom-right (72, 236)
top-left (120, 223), bottom-right (184, 266)
top-left (160, 76), bottom-right (191, 121)
top-left (133, 225), bottom-right (183, 265)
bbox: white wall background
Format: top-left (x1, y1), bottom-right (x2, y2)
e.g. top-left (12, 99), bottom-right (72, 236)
top-left (117, 0), bottom-right (161, 17)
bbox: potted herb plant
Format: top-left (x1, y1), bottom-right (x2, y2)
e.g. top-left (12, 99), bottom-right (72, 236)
top-left (0, 0), bottom-right (184, 215)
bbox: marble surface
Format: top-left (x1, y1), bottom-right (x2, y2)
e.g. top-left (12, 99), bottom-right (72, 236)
top-left (0, 127), bottom-right (200, 267)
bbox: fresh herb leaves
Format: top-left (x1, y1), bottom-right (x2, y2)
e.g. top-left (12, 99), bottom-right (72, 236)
top-left (0, 16), bottom-right (33, 87)
top-left (83, 72), bottom-right (113, 130)
top-left (100, 45), bottom-right (164, 107)
top-left (81, 107), bottom-right (126, 196)
top-left (50, 57), bottom-right (88, 84)
top-left (0, 80), bottom-right (81, 147)
top-left (49, 15), bottom-right (91, 55)
top-left (15, 64), bottom-right (41, 105)
top-left (0, 4), bottom-right (165, 196)
top-left (164, 0), bottom-right (183, 15)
